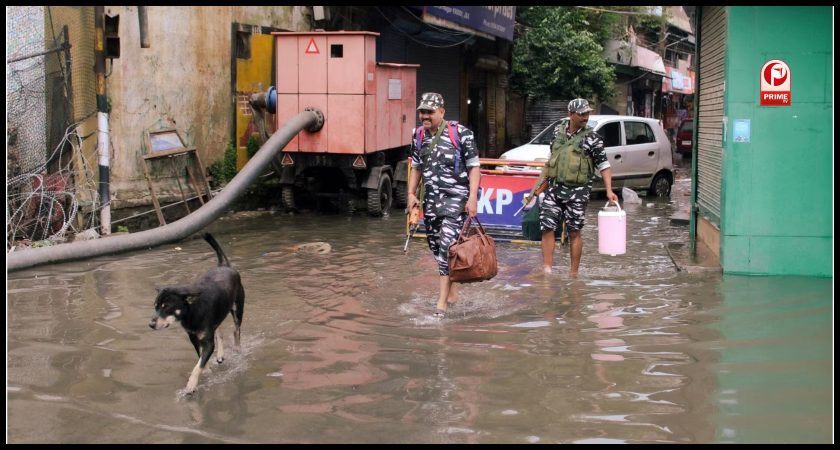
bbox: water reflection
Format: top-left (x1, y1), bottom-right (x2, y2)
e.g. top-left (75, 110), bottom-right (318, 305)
top-left (6, 204), bottom-right (833, 443)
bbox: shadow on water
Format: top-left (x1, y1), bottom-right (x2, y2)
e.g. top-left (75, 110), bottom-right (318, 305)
top-left (7, 198), bottom-right (833, 443)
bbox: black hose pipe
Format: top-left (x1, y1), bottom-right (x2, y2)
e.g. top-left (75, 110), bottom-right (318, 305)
top-left (7, 109), bottom-right (322, 272)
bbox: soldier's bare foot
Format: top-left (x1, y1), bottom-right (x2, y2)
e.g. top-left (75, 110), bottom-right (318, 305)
top-left (446, 287), bottom-right (459, 305)
top-left (543, 266), bottom-right (552, 274)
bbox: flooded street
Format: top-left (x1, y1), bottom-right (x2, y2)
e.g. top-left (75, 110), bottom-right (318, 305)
top-left (7, 170), bottom-right (833, 443)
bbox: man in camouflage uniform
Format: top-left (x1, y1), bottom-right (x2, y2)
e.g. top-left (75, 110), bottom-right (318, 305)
top-left (540, 98), bottom-right (618, 275)
top-left (407, 92), bottom-right (481, 318)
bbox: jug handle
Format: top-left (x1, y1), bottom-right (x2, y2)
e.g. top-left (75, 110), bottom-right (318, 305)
top-left (604, 200), bottom-right (622, 212)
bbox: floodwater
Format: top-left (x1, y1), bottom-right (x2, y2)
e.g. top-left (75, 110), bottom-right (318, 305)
top-left (6, 171), bottom-right (833, 443)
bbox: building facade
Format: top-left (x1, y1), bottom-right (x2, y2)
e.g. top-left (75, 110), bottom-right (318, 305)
top-left (693, 6), bottom-right (832, 277)
top-left (32, 6), bottom-right (312, 216)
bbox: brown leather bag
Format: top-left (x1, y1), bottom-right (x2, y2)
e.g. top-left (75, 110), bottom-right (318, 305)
top-left (448, 216), bottom-right (498, 283)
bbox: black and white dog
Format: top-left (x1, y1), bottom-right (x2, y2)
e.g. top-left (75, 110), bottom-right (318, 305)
top-left (149, 233), bottom-right (245, 394)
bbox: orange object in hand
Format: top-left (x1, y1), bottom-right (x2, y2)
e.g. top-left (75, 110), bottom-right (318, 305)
top-left (404, 205), bottom-right (422, 253)
top-left (408, 206), bottom-right (421, 225)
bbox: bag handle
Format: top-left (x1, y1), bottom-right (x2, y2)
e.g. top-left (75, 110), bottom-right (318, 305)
top-left (455, 215), bottom-right (490, 244)
top-left (603, 200), bottom-right (622, 212)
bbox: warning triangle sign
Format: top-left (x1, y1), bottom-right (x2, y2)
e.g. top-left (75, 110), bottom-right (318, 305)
top-left (304, 38), bottom-right (320, 55)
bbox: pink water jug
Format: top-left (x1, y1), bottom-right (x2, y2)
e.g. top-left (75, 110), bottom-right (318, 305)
top-left (598, 201), bottom-right (626, 256)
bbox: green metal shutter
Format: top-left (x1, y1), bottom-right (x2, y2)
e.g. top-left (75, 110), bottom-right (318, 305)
top-left (696, 6), bottom-right (726, 226)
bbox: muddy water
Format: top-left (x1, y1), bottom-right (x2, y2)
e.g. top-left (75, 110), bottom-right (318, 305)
top-left (7, 185), bottom-right (833, 443)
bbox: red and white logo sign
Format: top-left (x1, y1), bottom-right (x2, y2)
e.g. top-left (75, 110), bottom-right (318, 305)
top-left (760, 59), bottom-right (791, 106)
top-left (304, 37), bottom-right (320, 55)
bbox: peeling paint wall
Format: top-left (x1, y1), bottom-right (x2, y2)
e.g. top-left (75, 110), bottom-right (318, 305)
top-left (101, 6), bottom-right (311, 209)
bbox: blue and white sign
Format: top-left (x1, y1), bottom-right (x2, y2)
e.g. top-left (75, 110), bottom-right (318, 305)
top-left (475, 173), bottom-right (538, 229)
top-left (733, 119), bottom-right (751, 143)
top-left (422, 6), bottom-right (516, 41)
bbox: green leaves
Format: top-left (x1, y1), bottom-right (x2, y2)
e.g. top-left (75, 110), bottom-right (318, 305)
top-left (209, 143), bottom-right (238, 188)
top-left (511, 6), bottom-right (617, 101)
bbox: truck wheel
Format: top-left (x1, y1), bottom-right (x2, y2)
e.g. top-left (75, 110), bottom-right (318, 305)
top-left (367, 173), bottom-right (392, 216)
top-left (282, 185), bottom-right (296, 211)
top-left (395, 181), bottom-right (408, 208)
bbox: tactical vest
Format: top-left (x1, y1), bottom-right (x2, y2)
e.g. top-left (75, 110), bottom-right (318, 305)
top-left (546, 126), bottom-right (594, 186)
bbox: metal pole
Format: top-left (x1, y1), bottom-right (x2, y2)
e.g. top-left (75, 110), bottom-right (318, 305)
top-left (688, 7), bottom-right (701, 254)
top-left (138, 6), bottom-right (150, 48)
top-left (95, 6), bottom-right (111, 235)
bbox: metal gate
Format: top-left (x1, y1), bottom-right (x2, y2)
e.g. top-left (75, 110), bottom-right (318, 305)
top-left (696, 6), bottom-right (726, 226)
top-left (378, 27), bottom-right (461, 127)
top-left (525, 98), bottom-right (569, 140)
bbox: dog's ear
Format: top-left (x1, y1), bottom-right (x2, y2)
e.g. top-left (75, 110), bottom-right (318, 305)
top-left (155, 287), bottom-right (164, 293)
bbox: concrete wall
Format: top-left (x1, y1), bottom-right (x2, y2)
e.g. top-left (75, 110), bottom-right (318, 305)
top-left (721, 7), bottom-right (832, 277)
top-left (100, 6), bottom-right (311, 208)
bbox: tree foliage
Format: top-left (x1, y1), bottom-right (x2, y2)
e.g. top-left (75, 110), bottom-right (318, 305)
top-left (511, 6), bottom-right (666, 102)
top-left (209, 143), bottom-right (238, 188)
top-left (511, 6), bottom-right (617, 101)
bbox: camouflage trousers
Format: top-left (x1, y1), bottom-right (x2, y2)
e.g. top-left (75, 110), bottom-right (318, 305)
top-left (424, 213), bottom-right (468, 275)
top-left (539, 185), bottom-right (588, 232)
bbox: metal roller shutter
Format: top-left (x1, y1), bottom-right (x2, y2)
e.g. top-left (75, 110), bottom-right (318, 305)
top-left (377, 27), bottom-right (461, 127)
top-left (525, 98), bottom-right (569, 140)
top-left (696, 6), bottom-right (726, 226)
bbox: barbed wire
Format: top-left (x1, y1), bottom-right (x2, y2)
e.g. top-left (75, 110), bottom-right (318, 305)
top-left (7, 24), bottom-right (103, 250)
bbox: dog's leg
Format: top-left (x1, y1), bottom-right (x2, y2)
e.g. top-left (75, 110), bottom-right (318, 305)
top-left (186, 359), bottom-right (203, 394)
top-left (232, 284), bottom-right (245, 348)
top-left (185, 337), bottom-right (215, 394)
top-left (188, 333), bottom-right (201, 358)
top-left (214, 330), bottom-right (225, 364)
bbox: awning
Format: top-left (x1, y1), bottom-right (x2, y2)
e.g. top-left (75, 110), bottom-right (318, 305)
top-left (634, 45), bottom-right (666, 76)
top-left (603, 40), bottom-right (666, 76)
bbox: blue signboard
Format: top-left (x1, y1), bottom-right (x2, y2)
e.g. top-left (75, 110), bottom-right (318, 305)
top-left (476, 173), bottom-right (537, 229)
top-left (733, 119), bottom-right (751, 143)
top-left (422, 6), bottom-right (516, 41)
top-left (414, 170), bottom-right (540, 240)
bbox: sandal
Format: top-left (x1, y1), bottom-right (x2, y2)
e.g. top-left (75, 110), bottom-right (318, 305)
top-left (433, 309), bottom-right (446, 319)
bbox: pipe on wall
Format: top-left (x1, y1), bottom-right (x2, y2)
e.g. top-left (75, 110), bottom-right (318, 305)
top-left (7, 109), bottom-right (322, 272)
top-left (138, 6), bottom-right (149, 48)
top-left (95, 6), bottom-right (111, 235)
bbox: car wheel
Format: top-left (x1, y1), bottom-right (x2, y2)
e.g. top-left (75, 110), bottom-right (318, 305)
top-left (648, 172), bottom-right (672, 198)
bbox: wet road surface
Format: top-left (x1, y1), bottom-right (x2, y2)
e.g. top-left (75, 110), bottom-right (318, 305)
top-left (7, 171), bottom-right (833, 443)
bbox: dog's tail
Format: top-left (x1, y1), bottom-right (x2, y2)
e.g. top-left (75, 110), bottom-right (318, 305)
top-left (203, 233), bottom-right (230, 267)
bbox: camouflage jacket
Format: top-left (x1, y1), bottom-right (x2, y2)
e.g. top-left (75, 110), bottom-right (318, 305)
top-left (410, 122), bottom-right (480, 218)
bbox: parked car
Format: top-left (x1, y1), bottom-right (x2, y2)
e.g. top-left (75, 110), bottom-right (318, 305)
top-left (675, 119), bottom-right (694, 155)
top-left (499, 115), bottom-right (674, 197)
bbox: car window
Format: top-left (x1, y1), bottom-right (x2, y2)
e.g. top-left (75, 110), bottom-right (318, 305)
top-left (624, 121), bottom-right (656, 145)
top-left (679, 120), bottom-right (693, 132)
top-left (598, 122), bottom-right (621, 148)
top-left (533, 121), bottom-right (560, 145)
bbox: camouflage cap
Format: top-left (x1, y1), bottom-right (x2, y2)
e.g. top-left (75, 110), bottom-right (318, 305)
top-left (568, 98), bottom-right (593, 114)
top-left (417, 92), bottom-right (444, 111)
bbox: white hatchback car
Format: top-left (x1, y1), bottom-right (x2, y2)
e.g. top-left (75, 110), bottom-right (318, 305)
top-left (499, 115), bottom-right (674, 197)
